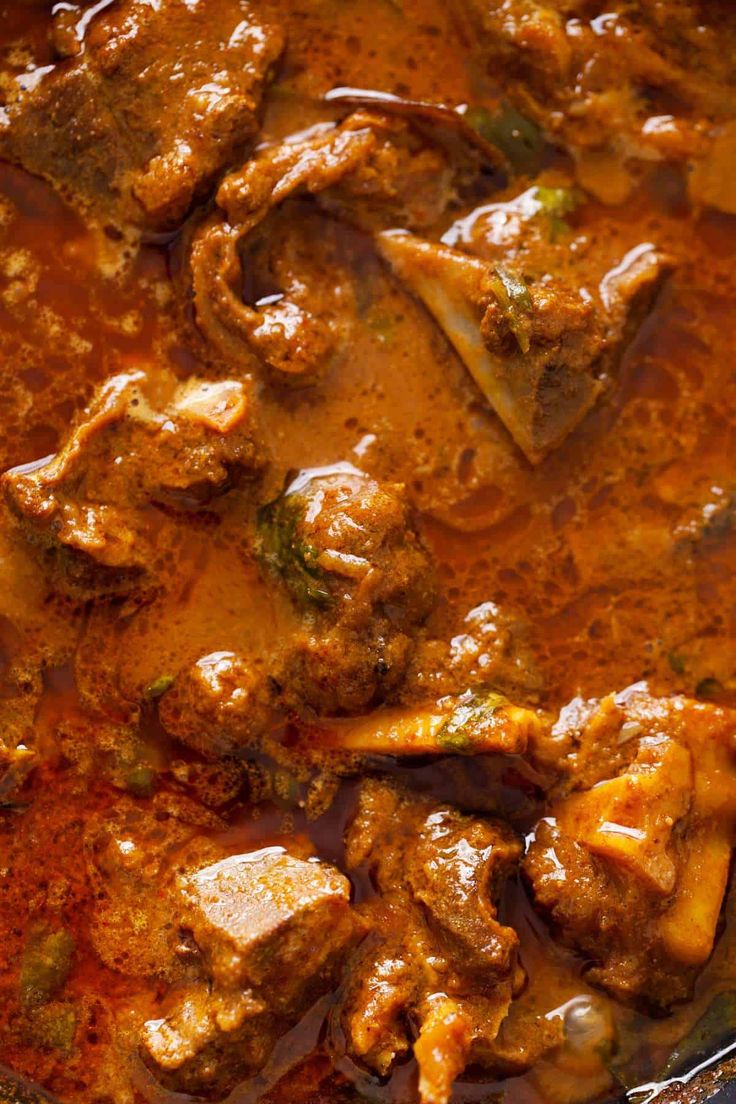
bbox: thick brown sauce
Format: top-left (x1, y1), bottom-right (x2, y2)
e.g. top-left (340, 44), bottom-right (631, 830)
top-left (0, 2), bottom-right (735, 1104)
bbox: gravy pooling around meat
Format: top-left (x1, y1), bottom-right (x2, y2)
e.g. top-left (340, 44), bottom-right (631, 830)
top-left (0, 3), bottom-right (735, 1104)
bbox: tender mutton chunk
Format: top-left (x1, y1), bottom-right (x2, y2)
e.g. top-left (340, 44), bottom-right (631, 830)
top-left (158, 651), bottom-right (548, 770)
top-left (2, 369), bottom-right (264, 597)
top-left (142, 846), bottom-right (359, 1095)
top-left (189, 112), bottom-right (455, 384)
top-left (378, 230), bottom-right (672, 462)
top-left (158, 651), bottom-right (275, 759)
top-left (155, 462), bottom-right (436, 755)
top-left (255, 462), bottom-right (435, 716)
top-left (524, 687), bottom-right (736, 1007)
top-left (339, 781), bottom-right (559, 1104)
top-left (406, 599), bottom-right (545, 702)
top-left (461, 1), bottom-right (736, 207)
top-left (0, 0), bottom-right (284, 231)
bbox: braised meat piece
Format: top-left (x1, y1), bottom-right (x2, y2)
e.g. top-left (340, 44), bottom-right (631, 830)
top-left (339, 781), bottom-right (558, 1104)
top-left (178, 850), bottom-right (355, 1001)
top-left (524, 688), bottom-right (736, 1007)
top-left (0, 0), bottom-right (284, 231)
top-left (159, 651), bottom-right (275, 758)
top-left (161, 655), bottom-right (549, 767)
top-left (257, 463), bottom-right (435, 715)
top-left (405, 600), bottom-right (544, 702)
top-left (3, 370), bottom-right (264, 597)
top-left (462, 1), bottom-right (736, 206)
top-left (378, 217), bottom-right (672, 462)
top-left (217, 112), bottom-right (454, 234)
top-left (189, 112), bottom-right (455, 385)
top-left (142, 846), bottom-right (359, 1095)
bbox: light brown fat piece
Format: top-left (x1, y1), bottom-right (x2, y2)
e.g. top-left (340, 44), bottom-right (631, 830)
top-left (295, 690), bottom-right (549, 758)
top-left (140, 844), bottom-right (360, 1094)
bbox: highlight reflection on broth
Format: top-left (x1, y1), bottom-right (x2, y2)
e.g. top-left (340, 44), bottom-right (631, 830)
top-left (0, 2), bottom-right (735, 1103)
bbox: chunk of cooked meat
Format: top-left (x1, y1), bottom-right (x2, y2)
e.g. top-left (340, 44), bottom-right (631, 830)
top-left (465, 0), bottom-right (573, 86)
top-left (189, 112), bottom-right (455, 385)
top-left (217, 112), bottom-right (454, 233)
top-left (159, 651), bottom-right (275, 758)
top-left (161, 657), bottom-right (548, 768)
top-left (461, 1), bottom-right (736, 206)
top-left (405, 600), bottom-right (544, 702)
top-left (256, 463), bottom-right (435, 715)
top-left (338, 780), bottom-right (560, 1104)
top-left (178, 849), bottom-right (356, 1002)
top-left (142, 845), bottom-right (359, 1095)
top-left (524, 688), bottom-right (736, 1007)
top-left (2, 370), bottom-right (264, 597)
top-left (378, 229), bottom-right (672, 462)
top-left (0, 0), bottom-right (284, 231)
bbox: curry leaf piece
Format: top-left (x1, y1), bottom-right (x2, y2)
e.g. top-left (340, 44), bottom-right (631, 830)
top-left (465, 103), bottom-right (544, 175)
top-left (257, 492), bottom-right (333, 609)
top-left (0, 799), bottom-right (30, 813)
top-left (486, 265), bottom-right (534, 353)
top-left (20, 926), bottom-right (75, 1011)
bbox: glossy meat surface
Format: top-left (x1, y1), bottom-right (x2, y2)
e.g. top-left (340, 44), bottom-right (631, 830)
top-left (0, 2), bottom-right (735, 1104)
top-left (0, 0), bottom-right (284, 231)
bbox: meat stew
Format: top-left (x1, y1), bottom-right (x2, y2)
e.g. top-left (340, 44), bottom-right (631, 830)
top-left (0, 3), bottom-right (735, 1104)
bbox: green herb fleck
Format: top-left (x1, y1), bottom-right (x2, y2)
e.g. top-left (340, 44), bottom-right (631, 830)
top-left (272, 768), bottom-right (301, 808)
top-left (145, 674), bottom-right (175, 699)
top-left (533, 185), bottom-right (581, 240)
top-left (486, 265), bottom-right (534, 353)
top-left (20, 926), bottom-right (75, 1010)
top-left (257, 493), bottom-right (333, 609)
top-left (437, 690), bottom-right (507, 753)
top-left (125, 764), bottom-right (155, 797)
top-left (30, 1001), bottom-right (77, 1053)
top-left (366, 311), bottom-right (396, 345)
top-left (465, 103), bottom-right (544, 175)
